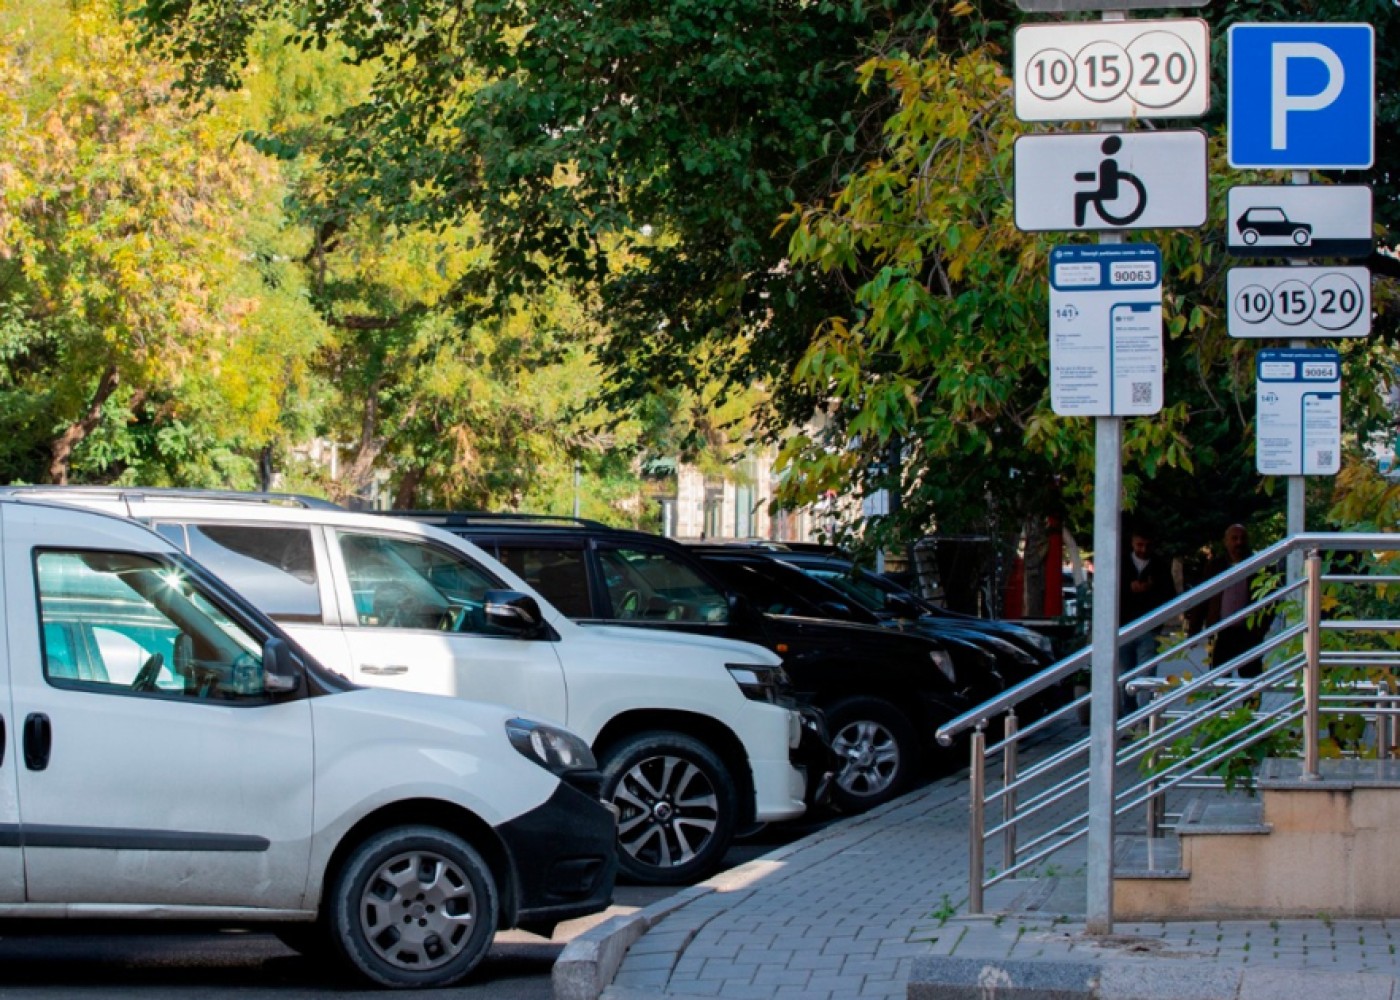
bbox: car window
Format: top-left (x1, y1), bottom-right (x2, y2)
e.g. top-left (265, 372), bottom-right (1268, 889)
top-left (798, 566), bottom-right (889, 611)
top-left (36, 550), bottom-right (272, 701)
top-left (597, 546), bottom-right (730, 623)
top-left (337, 531), bottom-right (514, 636)
top-left (700, 559), bottom-right (817, 616)
top-left (493, 544), bottom-right (593, 618)
top-left (172, 523), bottom-right (322, 623)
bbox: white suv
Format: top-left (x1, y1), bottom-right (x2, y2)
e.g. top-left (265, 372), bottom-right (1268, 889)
top-left (12, 489), bottom-right (809, 885)
top-left (0, 497), bottom-right (617, 989)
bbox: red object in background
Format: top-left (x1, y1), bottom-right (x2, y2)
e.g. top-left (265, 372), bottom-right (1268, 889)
top-left (1003, 555), bottom-right (1025, 619)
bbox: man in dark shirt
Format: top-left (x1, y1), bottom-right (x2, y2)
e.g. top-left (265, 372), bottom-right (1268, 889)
top-left (1119, 529), bottom-right (1177, 710)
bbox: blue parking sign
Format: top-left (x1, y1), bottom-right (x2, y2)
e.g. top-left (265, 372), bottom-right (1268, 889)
top-left (1229, 23), bottom-right (1374, 170)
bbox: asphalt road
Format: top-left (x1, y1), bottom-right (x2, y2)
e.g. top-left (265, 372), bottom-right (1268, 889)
top-left (0, 816), bottom-right (840, 999)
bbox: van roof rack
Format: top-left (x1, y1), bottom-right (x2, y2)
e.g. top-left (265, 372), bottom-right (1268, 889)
top-left (0, 485), bottom-right (344, 510)
top-left (383, 510), bottom-right (612, 530)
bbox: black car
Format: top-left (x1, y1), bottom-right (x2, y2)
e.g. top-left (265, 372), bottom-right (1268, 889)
top-left (384, 513), bottom-right (997, 811)
top-left (691, 544), bottom-right (1073, 717)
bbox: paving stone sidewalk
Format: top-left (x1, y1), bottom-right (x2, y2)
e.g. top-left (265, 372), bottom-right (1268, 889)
top-left (582, 716), bottom-right (1400, 1000)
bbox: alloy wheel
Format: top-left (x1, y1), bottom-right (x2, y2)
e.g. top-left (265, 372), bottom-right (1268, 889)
top-left (357, 849), bottom-right (479, 972)
top-left (833, 719), bottom-right (901, 798)
top-left (613, 754), bottom-right (720, 870)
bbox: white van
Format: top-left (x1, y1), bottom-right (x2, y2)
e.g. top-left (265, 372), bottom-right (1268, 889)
top-left (0, 498), bottom-right (617, 989)
top-left (7, 489), bottom-right (810, 886)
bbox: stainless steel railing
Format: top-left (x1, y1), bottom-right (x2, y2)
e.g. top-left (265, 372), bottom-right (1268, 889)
top-left (937, 533), bottom-right (1400, 915)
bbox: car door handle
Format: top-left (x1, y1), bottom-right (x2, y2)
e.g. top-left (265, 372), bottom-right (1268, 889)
top-left (23, 713), bottom-right (51, 771)
top-left (361, 664), bottom-right (409, 675)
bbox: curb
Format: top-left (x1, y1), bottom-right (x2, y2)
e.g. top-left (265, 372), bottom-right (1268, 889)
top-left (552, 774), bottom-right (969, 1000)
top-left (907, 955), bottom-right (1400, 1000)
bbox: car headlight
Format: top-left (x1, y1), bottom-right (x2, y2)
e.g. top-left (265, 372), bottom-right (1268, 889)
top-left (930, 650), bottom-right (957, 684)
top-left (727, 663), bottom-right (791, 703)
top-left (505, 718), bottom-right (597, 774)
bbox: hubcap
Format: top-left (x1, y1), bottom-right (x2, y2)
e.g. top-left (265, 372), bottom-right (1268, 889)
top-left (613, 754), bottom-right (719, 870)
top-left (359, 849), bottom-right (477, 971)
top-left (832, 720), bottom-right (900, 798)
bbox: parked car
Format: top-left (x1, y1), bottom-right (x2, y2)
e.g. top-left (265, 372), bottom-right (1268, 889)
top-left (694, 544), bottom-right (1075, 718)
top-left (0, 497), bottom-right (617, 989)
top-left (387, 513), bottom-right (1001, 812)
top-left (2, 489), bottom-right (809, 887)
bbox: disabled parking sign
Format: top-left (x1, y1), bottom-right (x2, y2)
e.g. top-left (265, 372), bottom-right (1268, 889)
top-left (1015, 131), bottom-right (1208, 232)
top-left (1228, 24), bottom-right (1374, 170)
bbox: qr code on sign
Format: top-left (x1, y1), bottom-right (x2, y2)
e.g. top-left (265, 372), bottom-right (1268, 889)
top-left (1131, 382), bottom-right (1152, 405)
top-left (1317, 450), bottom-right (1334, 468)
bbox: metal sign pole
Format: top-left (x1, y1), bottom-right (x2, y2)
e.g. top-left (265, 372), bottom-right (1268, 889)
top-left (1286, 170), bottom-right (1309, 586)
top-left (1085, 8), bottom-right (1126, 937)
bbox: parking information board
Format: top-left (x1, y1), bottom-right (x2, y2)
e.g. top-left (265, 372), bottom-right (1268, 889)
top-left (1014, 20), bottom-right (1210, 122)
top-left (1050, 244), bottom-right (1163, 417)
top-left (1228, 23), bottom-right (1375, 169)
top-left (1227, 266), bottom-right (1371, 339)
top-left (1256, 349), bottom-right (1341, 476)
top-left (1226, 186), bottom-right (1373, 259)
top-left (1015, 131), bottom-right (1208, 232)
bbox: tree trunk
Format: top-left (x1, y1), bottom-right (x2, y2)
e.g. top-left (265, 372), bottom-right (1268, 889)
top-left (392, 466), bottom-right (424, 510)
top-left (48, 366), bottom-right (123, 484)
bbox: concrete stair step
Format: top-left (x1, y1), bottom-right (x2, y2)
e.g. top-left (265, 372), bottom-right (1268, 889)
top-left (1113, 835), bottom-right (1185, 878)
top-left (1175, 794), bottom-right (1269, 836)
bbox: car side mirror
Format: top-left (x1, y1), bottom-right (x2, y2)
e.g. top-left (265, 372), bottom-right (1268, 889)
top-left (484, 590), bottom-right (546, 637)
top-left (262, 637), bottom-right (300, 695)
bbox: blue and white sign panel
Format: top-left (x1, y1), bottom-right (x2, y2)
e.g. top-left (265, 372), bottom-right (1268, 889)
top-left (1256, 349), bottom-right (1341, 476)
top-left (1227, 266), bottom-right (1371, 339)
top-left (1228, 23), bottom-right (1374, 170)
top-left (1049, 244), bottom-right (1163, 417)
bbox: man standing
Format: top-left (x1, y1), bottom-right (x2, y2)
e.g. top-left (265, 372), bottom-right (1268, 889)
top-left (1206, 523), bottom-right (1270, 679)
top-left (1119, 528), bottom-right (1177, 707)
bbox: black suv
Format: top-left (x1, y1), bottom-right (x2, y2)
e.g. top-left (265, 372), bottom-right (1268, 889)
top-left (385, 513), bottom-right (1003, 811)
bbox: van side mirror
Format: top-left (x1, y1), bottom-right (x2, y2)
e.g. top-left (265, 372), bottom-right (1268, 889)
top-left (262, 637), bottom-right (300, 694)
top-left (484, 590), bottom-right (546, 637)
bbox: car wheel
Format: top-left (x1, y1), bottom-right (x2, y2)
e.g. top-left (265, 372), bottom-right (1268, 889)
top-left (1292, 228), bottom-right (1310, 245)
top-left (600, 731), bottom-right (737, 886)
top-left (826, 697), bottom-right (919, 813)
top-left (327, 825), bottom-right (498, 989)
top-left (1241, 229), bottom-right (1259, 245)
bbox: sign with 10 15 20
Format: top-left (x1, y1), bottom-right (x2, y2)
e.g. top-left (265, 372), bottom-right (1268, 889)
top-left (1014, 19), bottom-right (1210, 122)
top-left (1227, 266), bottom-right (1371, 339)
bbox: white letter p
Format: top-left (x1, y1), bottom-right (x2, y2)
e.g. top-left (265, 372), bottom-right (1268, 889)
top-left (1271, 43), bottom-right (1345, 150)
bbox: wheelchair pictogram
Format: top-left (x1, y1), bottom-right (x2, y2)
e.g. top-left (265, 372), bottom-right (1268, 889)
top-left (1073, 136), bottom-right (1147, 228)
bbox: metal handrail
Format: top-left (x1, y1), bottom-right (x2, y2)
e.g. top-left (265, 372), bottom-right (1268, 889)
top-left (957, 534), bottom-right (1400, 915)
top-left (938, 532), bottom-right (1400, 745)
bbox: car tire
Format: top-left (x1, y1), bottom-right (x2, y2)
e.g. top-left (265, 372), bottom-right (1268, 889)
top-left (1241, 229), bottom-right (1259, 245)
top-left (327, 825), bottom-right (498, 989)
top-left (825, 697), bottom-right (919, 813)
top-left (1292, 228), bottom-right (1310, 245)
top-left (600, 731), bottom-right (737, 886)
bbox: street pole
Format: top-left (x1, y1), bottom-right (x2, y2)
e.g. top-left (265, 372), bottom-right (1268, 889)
top-left (1085, 17), bottom-right (1125, 931)
top-left (1286, 169), bottom-right (1309, 587)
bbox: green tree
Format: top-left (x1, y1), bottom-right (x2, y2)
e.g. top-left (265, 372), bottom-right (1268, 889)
top-left (0, 0), bottom-right (323, 486)
top-left (134, 0), bottom-right (1400, 546)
